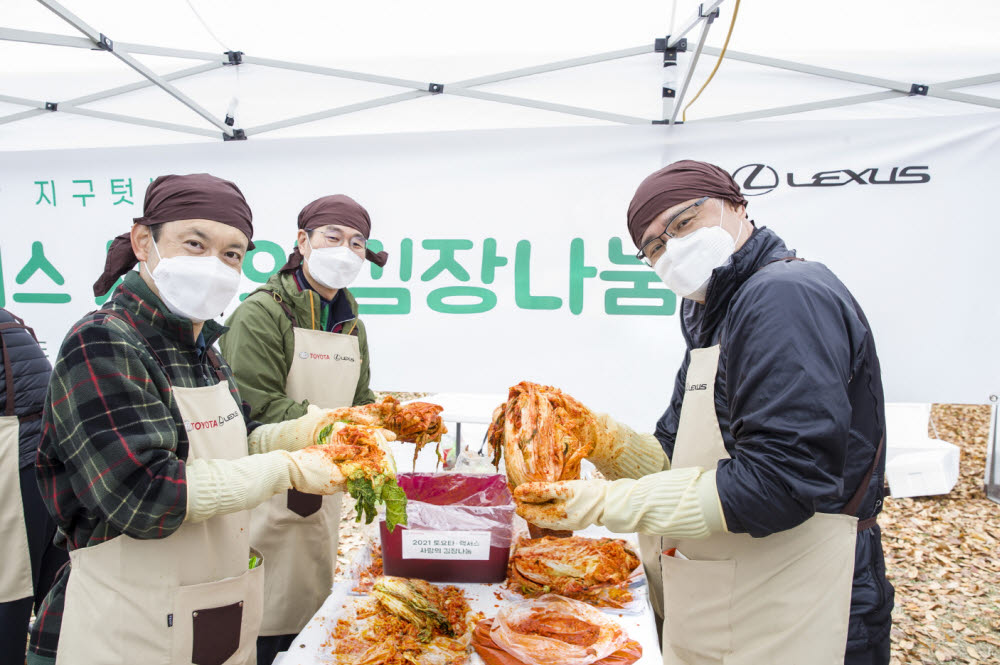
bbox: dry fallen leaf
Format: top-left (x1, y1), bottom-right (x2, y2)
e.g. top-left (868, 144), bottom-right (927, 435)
top-left (882, 405), bottom-right (1000, 665)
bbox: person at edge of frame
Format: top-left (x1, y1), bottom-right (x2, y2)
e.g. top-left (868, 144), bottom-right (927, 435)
top-left (0, 307), bottom-right (69, 664)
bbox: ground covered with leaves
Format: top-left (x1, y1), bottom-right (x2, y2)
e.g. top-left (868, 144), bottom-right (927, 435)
top-left (882, 405), bottom-right (1000, 664)
top-left (336, 399), bottom-right (1000, 664)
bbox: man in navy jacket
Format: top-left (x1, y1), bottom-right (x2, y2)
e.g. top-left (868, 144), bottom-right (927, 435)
top-left (515, 160), bottom-right (893, 664)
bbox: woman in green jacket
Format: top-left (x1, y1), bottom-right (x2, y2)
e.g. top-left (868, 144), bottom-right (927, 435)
top-left (220, 195), bottom-right (389, 665)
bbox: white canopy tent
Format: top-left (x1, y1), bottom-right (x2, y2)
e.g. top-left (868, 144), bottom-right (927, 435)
top-left (1, 0), bottom-right (998, 149)
top-left (2, 0), bottom-right (999, 501)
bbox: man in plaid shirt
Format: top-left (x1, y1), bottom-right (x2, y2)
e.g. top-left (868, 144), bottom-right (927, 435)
top-left (28, 174), bottom-right (357, 665)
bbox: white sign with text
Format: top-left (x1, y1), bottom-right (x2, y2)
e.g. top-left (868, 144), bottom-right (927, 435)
top-left (401, 530), bottom-right (492, 560)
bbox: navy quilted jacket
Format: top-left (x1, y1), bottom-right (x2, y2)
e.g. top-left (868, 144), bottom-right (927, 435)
top-left (0, 308), bottom-right (52, 469)
top-left (653, 226), bottom-right (894, 654)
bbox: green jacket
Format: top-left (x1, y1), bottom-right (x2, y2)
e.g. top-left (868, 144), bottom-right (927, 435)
top-left (220, 271), bottom-right (376, 424)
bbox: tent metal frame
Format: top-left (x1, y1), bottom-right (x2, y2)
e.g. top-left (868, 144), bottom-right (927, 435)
top-left (1, 0), bottom-right (998, 141)
top-left (987, 396), bottom-right (999, 504)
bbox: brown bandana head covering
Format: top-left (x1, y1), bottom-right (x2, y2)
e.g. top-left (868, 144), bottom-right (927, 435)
top-left (92, 174), bottom-right (255, 296)
top-left (279, 194), bottom-right (389, 272)
top-left (626, 159), bottom-right (748, 249)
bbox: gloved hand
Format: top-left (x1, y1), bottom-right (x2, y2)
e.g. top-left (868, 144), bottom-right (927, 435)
top-left (183, 447), bottom-right (347, 523)
top-left (588, 413), bottom-right (670, 480)
top-left (248, 406), bottom-right (398, 454)
top-left (247, 405), bottom-right (329, 454)
top-left (286, 445), bottom-right (347, 494)
top-left (514, 468), bottom-right (728, 537)
top-left (514, 479), bottom-right (609, 531)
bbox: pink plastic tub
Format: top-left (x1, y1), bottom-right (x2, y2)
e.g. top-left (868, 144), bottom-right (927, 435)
top-left (380, 473), bottom-right (515, 583)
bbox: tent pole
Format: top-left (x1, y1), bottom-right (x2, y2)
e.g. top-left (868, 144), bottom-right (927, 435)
top-left (448, 46), bottom-right (652, 89)
top-left (0, 94), bottom-right (47, 108)
top-left (668, 0), bottom-right (727, 49)
top-left (58, 107), bottom-right (224, 138)
top-left (986, 395), bottom-right (999, 504)
top-left (0, 27), bottom-right (95, 49)
top-left (63, 62), bottom-right (224, 107)
top-left (447, 88), bottom-right (649, 124)
top-left (0, 109), bottom-right (49, 126)
top-left (701, 46), bottom-right (913, 92)
top-left (240, 56), bottom-right (429, 91)
top-left (35, 0), bottom-right (235, 137)
top-left (935, 73), bottom-right (1000, 89)
top-left (669, 6), bottom-right (717, 124)
top-left (926, 89), bottom-right (1000, 109)
top-left (247, 91), bottom-right (430, 136)
top-left (700, 91), bottom-right (903, 122)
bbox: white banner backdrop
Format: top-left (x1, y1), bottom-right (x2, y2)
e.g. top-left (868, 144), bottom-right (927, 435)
top-left (1, 115), bottom-right (997, 429)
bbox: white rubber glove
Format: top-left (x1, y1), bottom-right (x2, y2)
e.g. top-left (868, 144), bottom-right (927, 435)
top-left (514, 479), bottom-right (609, 531)
top-left (514, 468), bottom-right (727, 537)
top-left (602, 468), bottom-right (727, 537)
top-left (184, 448), bottom-right (346, 523)
top-left (285, 446), bottom-right (348, 494)
top-left (246, 405), bottom-right (327, 454)
top-left (588, 413), bottom-right (670, 480)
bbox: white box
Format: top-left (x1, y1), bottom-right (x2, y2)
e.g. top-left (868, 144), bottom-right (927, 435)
top-left (885, 439), bottom-right (961, 498)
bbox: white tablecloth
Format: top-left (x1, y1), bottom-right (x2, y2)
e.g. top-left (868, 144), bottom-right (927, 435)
top-left (275, 525), bottom-right (662, 665)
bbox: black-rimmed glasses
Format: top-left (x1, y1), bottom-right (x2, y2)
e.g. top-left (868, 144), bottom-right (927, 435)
top-left (635, 196), bottom-right (709, 266)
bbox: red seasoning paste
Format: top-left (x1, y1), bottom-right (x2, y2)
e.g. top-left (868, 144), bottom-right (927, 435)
top-left (508, 609), bottom-right (602, 648)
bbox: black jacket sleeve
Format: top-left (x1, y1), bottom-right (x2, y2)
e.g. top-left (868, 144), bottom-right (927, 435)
top-left (715, 272), bottom-right (857, 537)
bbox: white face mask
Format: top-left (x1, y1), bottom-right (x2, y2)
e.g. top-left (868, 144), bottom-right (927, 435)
top-left (145, 239), bottom-right (242, 323)
top-left (653, 205), bottom-right (743, 301)
top-left (304, 239), bottom-right (365, 289)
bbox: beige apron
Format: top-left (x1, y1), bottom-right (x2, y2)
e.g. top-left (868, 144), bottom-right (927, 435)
top-left (0, 417), bottom-right (34, 603)
top-left (57, 370), bottom-right (263, 665)
top-left (0, 317), bottom-right (43, 603)
top-left (250, 324), bottom-right (360, 635)
top-left (639, 345), bottom-right (859, 665)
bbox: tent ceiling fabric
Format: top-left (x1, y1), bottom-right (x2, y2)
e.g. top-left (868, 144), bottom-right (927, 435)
top-left (1, 0), bottom-right (998, 150)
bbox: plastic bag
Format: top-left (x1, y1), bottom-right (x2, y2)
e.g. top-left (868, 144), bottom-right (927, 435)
top-left (498, 581), bottom-right (648, 616)
top-left (346, 539), bottom-right (382, 595)
top-left (490, 595), bottom-right (631, 665)
top-left (473, 619), bottom-right (642, 665)
top-left (502, 535), bottom-right (647, 613)
top-left (394, 473), bottom-right (516, 548)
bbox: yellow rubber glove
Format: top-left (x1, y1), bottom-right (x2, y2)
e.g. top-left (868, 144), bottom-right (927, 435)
top-left (588, 413), bottom-right (671, 480)
top-left (514, 468), bottom-right (727, 537)
top-left (184, 448), bottom-right (346, 523)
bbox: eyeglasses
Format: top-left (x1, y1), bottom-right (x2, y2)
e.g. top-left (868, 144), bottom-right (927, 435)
top-left (635, 196), bottom-right (709, 267)
top-left (312, 231), bottom-right (367, 253)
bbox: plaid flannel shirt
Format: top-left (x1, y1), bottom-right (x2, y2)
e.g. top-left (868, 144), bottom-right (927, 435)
top-left (29, 271), bottom-right (258, 659)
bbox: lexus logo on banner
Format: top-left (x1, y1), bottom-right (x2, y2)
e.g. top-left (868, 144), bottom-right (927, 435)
top-left (732, 164), bottom-right (780, 196)
top-left (731, 164), bottom-right (931, 196)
